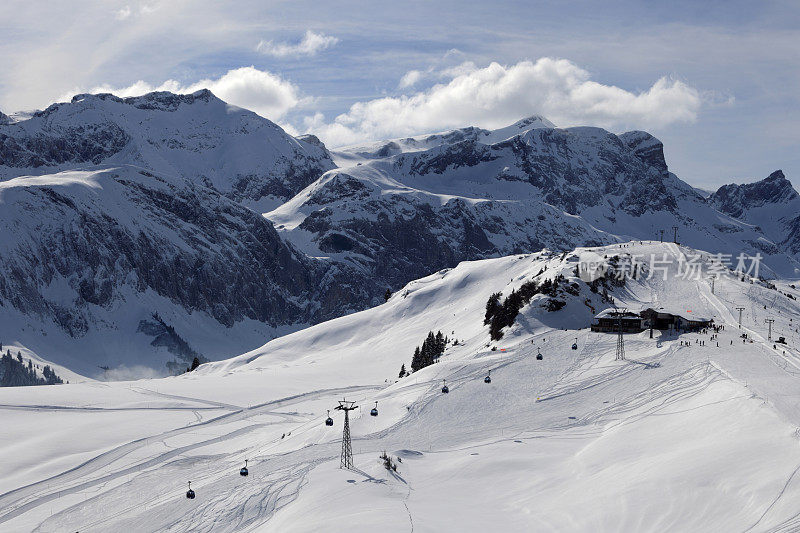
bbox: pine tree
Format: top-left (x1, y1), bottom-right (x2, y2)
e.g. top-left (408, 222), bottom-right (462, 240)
top-left (398, 364), bottom-right (406, 378)
top-left (484, 292), bottom-right (502, 325)
top-left (384, 288), bottom-right (392, 302)
top-left (428, 331), bottom-right (437, 361)
top-left (435, 331), bottom-right (445, 355)
top-left (410, 347), bottom-right (422, 372)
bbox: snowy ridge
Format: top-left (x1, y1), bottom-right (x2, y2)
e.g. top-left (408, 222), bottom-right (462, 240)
top-left (0, 90), bottom-right (334, 210)
top-left (330, 115), bottom-right (555, 164)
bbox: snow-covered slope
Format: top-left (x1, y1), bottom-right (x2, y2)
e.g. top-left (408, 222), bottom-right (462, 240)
top-left (0, 90), bottom-right (334, 211)
top-left (2, 242), bottom-right (800, 531)
top-left (710, 169), bottom-right (800, 261)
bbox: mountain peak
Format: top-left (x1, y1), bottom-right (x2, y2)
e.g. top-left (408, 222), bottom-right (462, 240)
top-left (479, 115), bottom-right (555, 144)
top-left (511, 115), bottom-right (555, 129)
top-left (710, 170), bottom-right (798, 219)
top-left (619, 130), bottom-right (668, 174)
top-left (765, 169), bottom-right (786, 182)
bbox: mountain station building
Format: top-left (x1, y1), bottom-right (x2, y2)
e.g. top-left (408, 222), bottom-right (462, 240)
top-left (590, 309), bottom-right (645, 333)
top-left (591, 307), bottom-right (713, 333)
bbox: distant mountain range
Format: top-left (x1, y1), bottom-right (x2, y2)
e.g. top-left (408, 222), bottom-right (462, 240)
top-left (0, 90), bottom-right (796, 375)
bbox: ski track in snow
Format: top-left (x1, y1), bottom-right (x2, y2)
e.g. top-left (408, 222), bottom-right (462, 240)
top-left (0, 385), bottom-right (380, 527)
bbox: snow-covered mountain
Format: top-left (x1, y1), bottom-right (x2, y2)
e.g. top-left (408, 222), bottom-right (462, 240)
top-left (3, 241), bottom-right (800, 531)
top-left (0, 92), bottom-right (353, 376)
top-left (0, 90), bottom-right (334, 211)
top-left (269, 118), bottom-right (800, 298)
top-left (0, 165), bottom-right (375, 376)
top-left (1, 91), bottom-right (797, 376)
top-left (709, 169), bottom-right (800, 260)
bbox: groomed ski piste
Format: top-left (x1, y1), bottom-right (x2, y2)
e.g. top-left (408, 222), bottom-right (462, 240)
top-left (2, 242), bottom-right (800, 532)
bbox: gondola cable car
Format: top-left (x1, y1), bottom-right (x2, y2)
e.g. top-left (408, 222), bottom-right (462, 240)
top-left (370, 401), bottom-right (379, 417)
top-left (240, 459), bottom-right (249, 477)
top-left (325, 409), bottom-right (334, 426)
top-left (536, 348), bottom-right (543, 360)
top-left (572, 337), bottom-right (578, 350)
top-left (484, 370), bottom-right (491, 384)
top-left (186, 481), bottom-right (195, 499)
top-left (441, 379), bottom-right (449, 394)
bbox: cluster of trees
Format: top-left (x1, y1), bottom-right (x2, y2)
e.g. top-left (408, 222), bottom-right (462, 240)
top-left (0, 347), bottom-right (64, 387)
top-left (485, 275), bottom-right (573, 340)
top-left (409, 330), bottom-right (449, 373)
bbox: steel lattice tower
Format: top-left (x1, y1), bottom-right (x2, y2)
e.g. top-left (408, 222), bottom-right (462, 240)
top-left (335, 399), bottom-right (358, 469)
top-left (736, 307), bottom-right (745, 329)
top-left (615, 311), bottom-right (626, 361)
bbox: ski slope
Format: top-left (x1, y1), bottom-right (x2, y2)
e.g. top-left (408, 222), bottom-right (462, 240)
top-left (2, 242), bottom-right (800, 531)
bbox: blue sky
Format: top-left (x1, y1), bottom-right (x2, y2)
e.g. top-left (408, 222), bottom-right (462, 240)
top-left (1, 0), bottom-right (798, 190)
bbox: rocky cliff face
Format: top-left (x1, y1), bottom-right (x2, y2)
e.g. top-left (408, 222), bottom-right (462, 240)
top-left (0, 166), bottom-right (369, 374)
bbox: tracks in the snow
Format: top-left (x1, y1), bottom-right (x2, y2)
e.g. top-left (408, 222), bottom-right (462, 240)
top-left (0, 384), bottom-right (380, 527)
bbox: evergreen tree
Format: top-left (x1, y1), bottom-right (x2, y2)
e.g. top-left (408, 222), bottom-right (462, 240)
top-left (398, 364), bottom-right (406, 378)
top-left (484, 292), bottom-right (502, 325)
top-left (384, 288), bottom-right (392, 302)
top-left (411, 347), bottom-right (423, 372)
top-left (435, 331), bottom-right (445, 355)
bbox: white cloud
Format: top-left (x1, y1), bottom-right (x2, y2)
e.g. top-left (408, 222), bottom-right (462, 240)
top-left (115, 5), bottom-right (131, 20)
top-left (73, 66), bottom-right (302, 120)
top-left (398, 70), bottom-right (423, 89)
top-left (307, 58), bottom-right (702, 147)
top-left (256, 30), bottom-right (339, 57)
